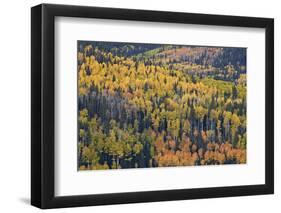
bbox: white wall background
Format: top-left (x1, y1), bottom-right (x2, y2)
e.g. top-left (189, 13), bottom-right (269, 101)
top-left (0, 0), bottom-right (279, 212)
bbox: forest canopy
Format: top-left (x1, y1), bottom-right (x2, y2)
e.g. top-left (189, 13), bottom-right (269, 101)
top-left (77, 41), bottom-right (247, 170)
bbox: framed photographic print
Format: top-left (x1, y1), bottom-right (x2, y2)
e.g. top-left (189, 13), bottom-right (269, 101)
top-left (31, 3), bottom-right (274, 209)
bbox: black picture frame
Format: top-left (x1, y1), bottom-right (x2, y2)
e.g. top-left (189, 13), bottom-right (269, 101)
top-left (31, 3), bottom-right (274, 209)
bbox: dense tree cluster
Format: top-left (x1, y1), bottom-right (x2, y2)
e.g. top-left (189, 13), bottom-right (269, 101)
top-left (78, 42), bottom-right (247, 170)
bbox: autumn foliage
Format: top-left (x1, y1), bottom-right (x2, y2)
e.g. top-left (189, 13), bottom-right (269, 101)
top-left (77, 41), bottom-right (247, 170)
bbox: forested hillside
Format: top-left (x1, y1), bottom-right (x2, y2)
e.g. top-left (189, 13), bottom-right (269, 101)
top-left (78, 41), bottom-right (247, 170)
